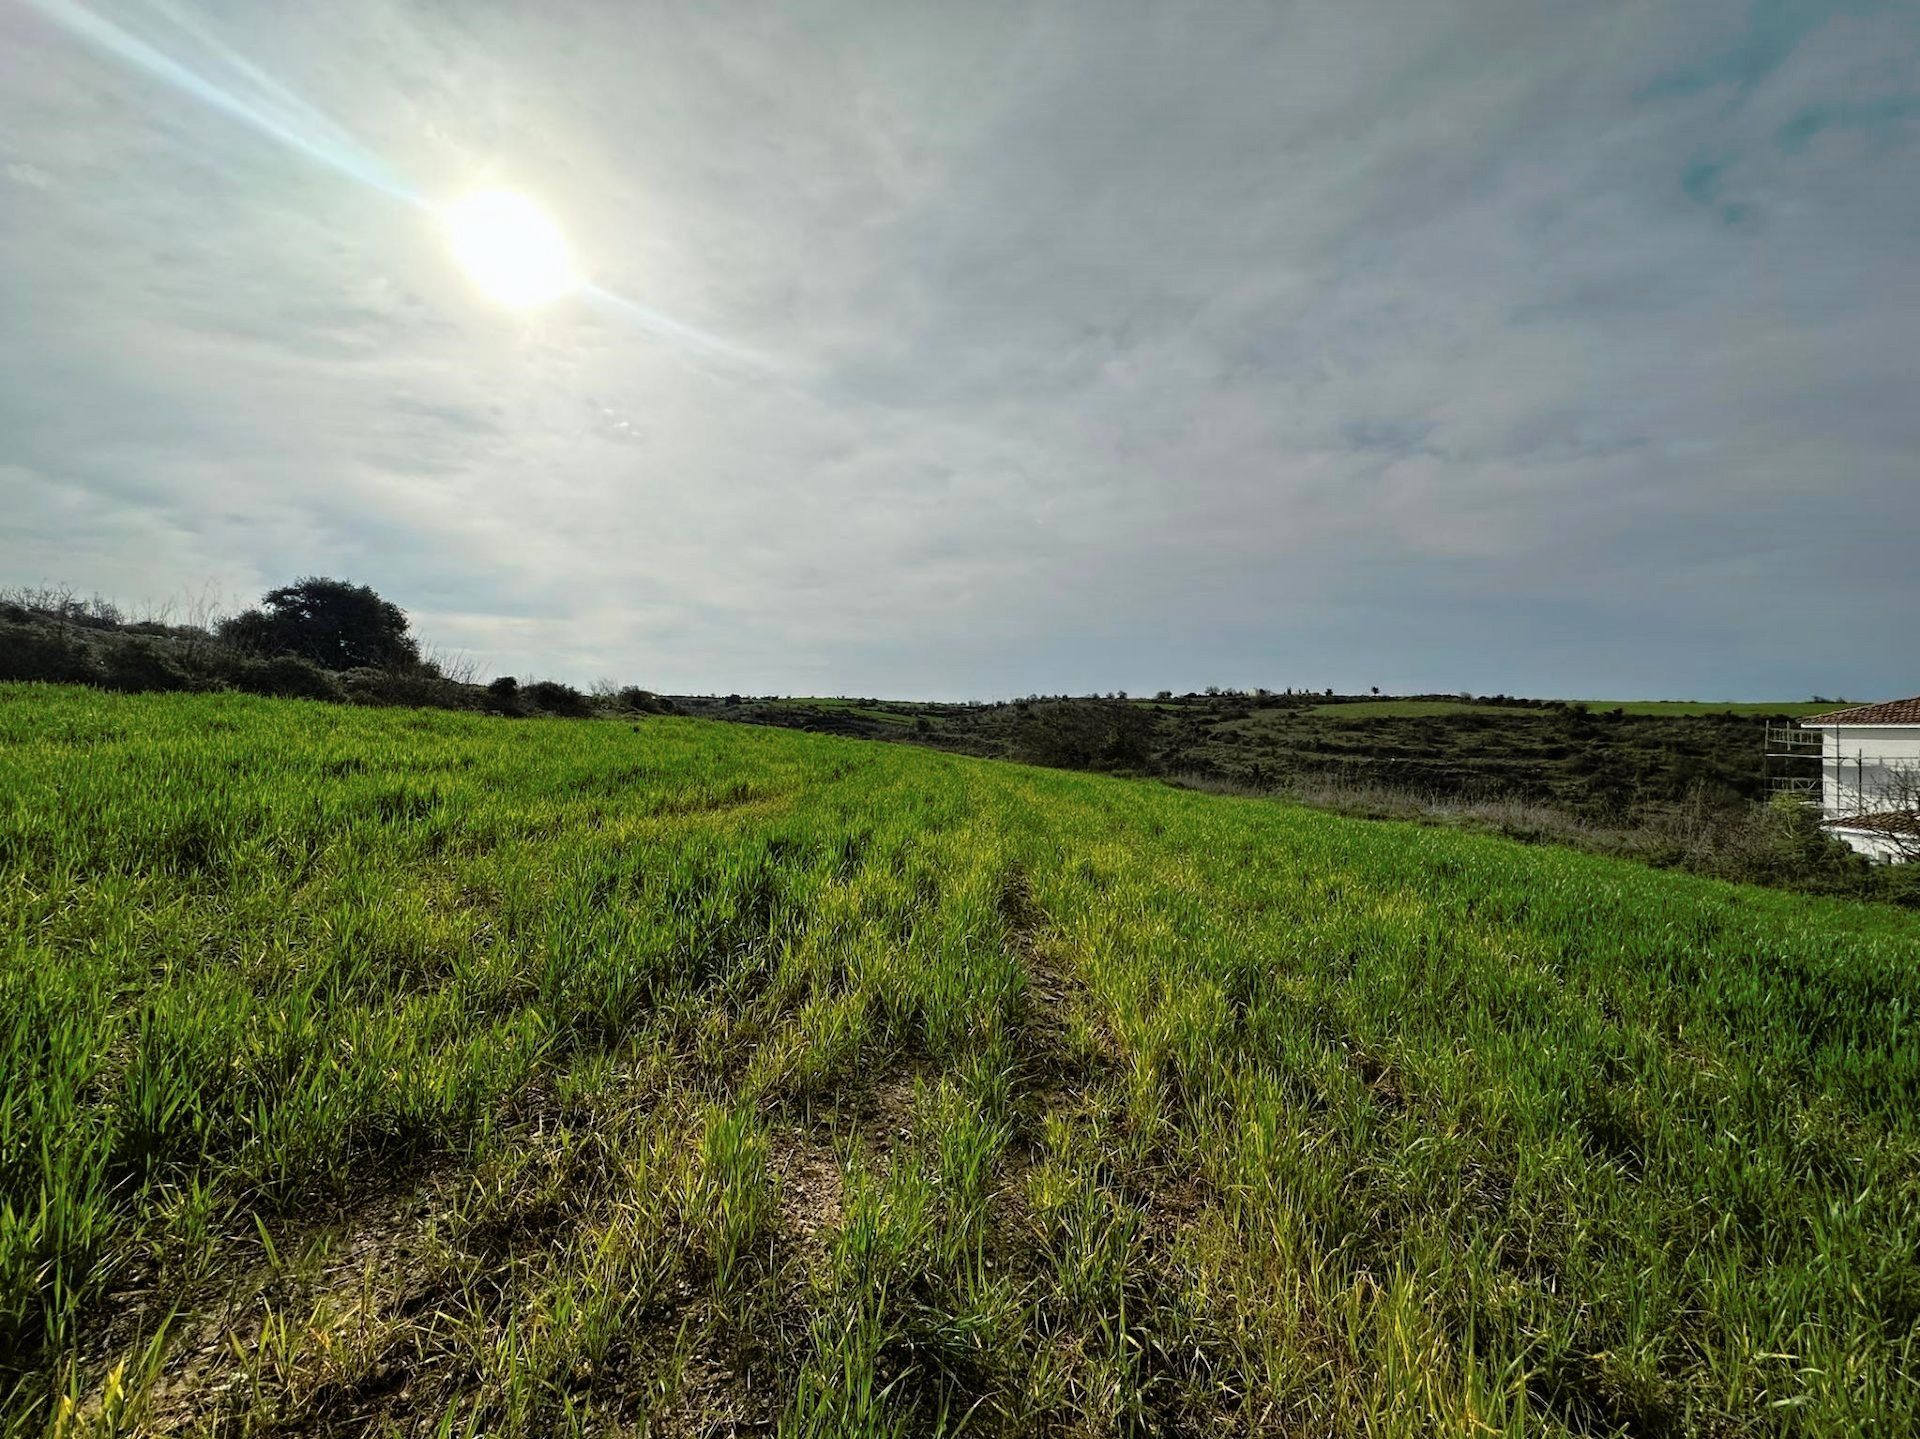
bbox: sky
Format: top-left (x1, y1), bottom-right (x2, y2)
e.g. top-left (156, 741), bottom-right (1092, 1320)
top-left (2, 0), bottom-right (1916, 700)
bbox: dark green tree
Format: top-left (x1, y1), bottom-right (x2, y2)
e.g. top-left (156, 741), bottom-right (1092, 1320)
top-left (220, 577), bottom-right (419, 671)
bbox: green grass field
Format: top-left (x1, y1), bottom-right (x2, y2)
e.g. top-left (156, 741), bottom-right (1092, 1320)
top-left (2, 685), bottom-right (1916, 1436)
top-left (755, 698), bottom-right (921, 726)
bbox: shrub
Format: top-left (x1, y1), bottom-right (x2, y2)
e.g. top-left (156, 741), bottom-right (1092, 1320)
top-left (224, 654), bottom-right (345, 702)
top-left (101, 639), bottom-right (193, 693)
top-left (0, 620), bottom-right (101, 684)
top-left (523, 680), bottom-right (591, 718)
top-left (611, 685), bottom-right (676, 715)
top-left (485, 676), bottom-right (523, 716)
top-left (338, 666), bottom-right (471, 710)
top-left (1759, 793), bottom-right (1869, 880)
top-left (1013, 698), bottom-right (1159, 773)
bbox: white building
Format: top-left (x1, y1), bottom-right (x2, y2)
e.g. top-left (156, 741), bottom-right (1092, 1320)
top-left (1797, 697), bottom-right (1920, 863)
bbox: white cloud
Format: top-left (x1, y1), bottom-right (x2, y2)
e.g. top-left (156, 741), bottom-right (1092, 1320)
top-left (0, 0), bottom-right (1914, 698)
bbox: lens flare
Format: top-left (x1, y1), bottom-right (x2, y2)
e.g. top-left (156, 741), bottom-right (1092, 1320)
top-left (23, 0), bottom-right (416, 202)
top-left (441, 190), bottom-right (577, 307)
top-left (27, 0), bottom-right (768, 364)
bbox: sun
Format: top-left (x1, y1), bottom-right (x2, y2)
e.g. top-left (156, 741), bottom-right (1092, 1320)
top-left (441, 189), bottom-right (577, 307)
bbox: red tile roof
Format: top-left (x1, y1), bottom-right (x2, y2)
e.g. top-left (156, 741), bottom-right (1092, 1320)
top-left (1825, 811), bottom-right (1920, 836)
top-left (1802, 696), bottom-right (1920, 725)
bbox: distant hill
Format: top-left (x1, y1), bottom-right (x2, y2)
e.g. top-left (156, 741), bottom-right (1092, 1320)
top-left (676, 689), bottom-right (1825, 813)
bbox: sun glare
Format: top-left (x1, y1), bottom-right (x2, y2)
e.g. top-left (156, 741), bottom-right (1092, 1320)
top-left (441, 189), bottom-right (577, 307)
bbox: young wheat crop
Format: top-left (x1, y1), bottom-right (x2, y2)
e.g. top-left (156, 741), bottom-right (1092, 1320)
top-left (1, 685), bottom-right (1914, 1436)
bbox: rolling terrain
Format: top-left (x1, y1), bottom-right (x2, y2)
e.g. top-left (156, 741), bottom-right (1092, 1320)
top-left (2, 684), bottom-right (1916, 1436)
top-left (679, 692), bottom-right (1825, 814)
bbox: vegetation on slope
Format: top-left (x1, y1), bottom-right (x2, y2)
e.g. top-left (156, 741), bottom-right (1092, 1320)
top-left (679, 691), bottom-right (1819, 812)
top-left (0, 582), bottom-right (675, 721)
top-left (2, 685), bottom-right (1916, 1436)
top-left (682, 691), bottom-right (1918, 906)
top-left (13, 577), bottom-right (1891, 903)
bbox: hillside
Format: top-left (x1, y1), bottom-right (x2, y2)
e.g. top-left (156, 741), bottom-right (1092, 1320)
top-left (674, 691), bottom-right (1824, 812)
top-left (2, 685), bottom-right (1916, 1436)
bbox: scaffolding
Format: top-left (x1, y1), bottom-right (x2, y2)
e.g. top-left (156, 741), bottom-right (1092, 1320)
top-left (1763, 723), bottom-right (1822, 804)
top-left (1765, 723), bottom-right (1917, 819)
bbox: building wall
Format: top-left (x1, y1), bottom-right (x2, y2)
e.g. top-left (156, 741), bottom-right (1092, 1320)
top-left (1826, 825), bottom-right (1912, 864)
top-left (1819, 726), bottom-right (1920, 815)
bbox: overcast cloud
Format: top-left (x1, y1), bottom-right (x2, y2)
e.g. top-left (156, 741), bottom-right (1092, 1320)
top-left (2, 0), bottom-right (1915, 698)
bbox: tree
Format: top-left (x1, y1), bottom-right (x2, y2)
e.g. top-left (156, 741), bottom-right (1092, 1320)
top-left (1867, 765), bottom-right (1920, 864)
top-left (219, 577), bottom-right (419, 671)
top-left (485, 676), bottom-right (523, 715)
